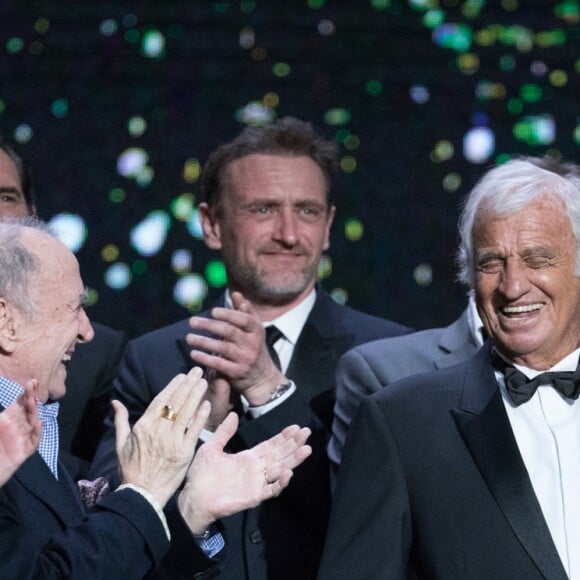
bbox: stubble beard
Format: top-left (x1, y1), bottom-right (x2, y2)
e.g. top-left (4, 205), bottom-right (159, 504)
top-left (233, 260), bottom-right (319, 306)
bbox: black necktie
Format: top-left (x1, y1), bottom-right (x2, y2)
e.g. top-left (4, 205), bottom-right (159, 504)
top-left (265, 325), bottom-right (283, 371)
top-left (493, 352), bottom-right (580, 406)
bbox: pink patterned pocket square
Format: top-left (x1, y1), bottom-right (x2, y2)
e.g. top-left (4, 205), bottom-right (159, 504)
top-left (76, 477), bottom-right (110, 509)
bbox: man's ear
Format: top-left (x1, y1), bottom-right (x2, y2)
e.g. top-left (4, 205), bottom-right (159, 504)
top-left (0, 298), bottom-right (20, 353)
top-left (198, 202), bottom-right (223, 250)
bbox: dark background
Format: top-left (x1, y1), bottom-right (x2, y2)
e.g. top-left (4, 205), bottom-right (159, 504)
top-left (1, 1), bottom-right (578, 337)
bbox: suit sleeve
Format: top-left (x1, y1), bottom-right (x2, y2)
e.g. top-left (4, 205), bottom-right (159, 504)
top-left (0, 488), bottom-right (169, 580)
top-left (328, 347), bottom-right (384, 471)
top-left (318, 396), bottom-right (412, 580)
top-left (232, 384), bottom-right (331, 530)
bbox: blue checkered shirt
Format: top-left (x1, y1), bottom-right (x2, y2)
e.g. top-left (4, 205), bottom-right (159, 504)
top-left (0, 376), bottom-right (60, 479)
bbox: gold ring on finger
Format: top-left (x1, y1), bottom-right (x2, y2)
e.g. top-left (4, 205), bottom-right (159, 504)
top-left (161, 405), bottom-right (179, 422)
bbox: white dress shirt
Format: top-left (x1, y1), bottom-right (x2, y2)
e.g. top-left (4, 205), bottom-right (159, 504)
top-left (495, 348), bottom-right (580, 579)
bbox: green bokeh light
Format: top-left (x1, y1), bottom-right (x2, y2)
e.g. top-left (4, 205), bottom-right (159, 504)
top-left (324, 109), bottom-right (352, 125)
top-left (6, 37), bottom-right (24, 53)
top-left (365, 79), bottom-right (383, 96)
top-left (345, 218), bottom-right (364, 241)
top-left (205, 260), bottom-right (228, 287)
top-left (109, 188), bottom-right (126, 203)
top-left (520, 83), bottom-right (543, 102)
top-left (132, 259), bottom-right (148, 275)
top-left (273, 62), bottom-right (291, 77)
top-left (51, 98), bottom-right (68, 118)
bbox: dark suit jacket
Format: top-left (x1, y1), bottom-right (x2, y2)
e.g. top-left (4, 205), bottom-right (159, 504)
top-left (329, 309), bottom-right (478, 468)
top-left (318, 345), bottom-right (568, 580)
top-left (59, 321), bottom-right (127, 479)
top-left (91, 287), bottom-right (412, 580)
top-left (0, 406), bottom-right (219, 580)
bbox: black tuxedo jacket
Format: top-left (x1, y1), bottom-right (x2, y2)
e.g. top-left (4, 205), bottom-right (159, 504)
top-left (91, 287), bottom-right (411, 580)
top-left (318, 345), bottom-right (568, 580)
top-left (59, 321), bottom-right (127, 479)
top-left (0, 419), bottom-right (223, 579)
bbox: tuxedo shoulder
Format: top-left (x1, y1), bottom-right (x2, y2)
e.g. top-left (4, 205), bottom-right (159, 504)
top-left (370, 357), bottom-right (471, 407)
top-left (334, 302), bottom-right (413, 338)
top-left (346, 327), bottom-right (445, 360)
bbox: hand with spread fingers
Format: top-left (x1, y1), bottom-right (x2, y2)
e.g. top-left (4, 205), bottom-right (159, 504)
top-left (0, 383), bottom-right (42, 486)
top-left (186, 291), bottom-right (288, 423)
top-left (177, 412), bottom-right (312, 535)
top-left (113, 366), bottom-right (211, 507)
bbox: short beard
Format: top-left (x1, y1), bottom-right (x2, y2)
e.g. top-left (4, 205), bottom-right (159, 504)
top-left (231, 262), bottom-right (318, 306)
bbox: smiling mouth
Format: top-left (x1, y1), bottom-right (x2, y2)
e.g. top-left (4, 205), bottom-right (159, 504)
top-left (501, 303), bottom-right (544, 315)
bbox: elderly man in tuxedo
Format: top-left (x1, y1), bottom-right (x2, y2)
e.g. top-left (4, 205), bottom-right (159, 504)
top-left (319, 156), bottom-right (580, 580)
top-left (91, 116), bottom-right (411, 580)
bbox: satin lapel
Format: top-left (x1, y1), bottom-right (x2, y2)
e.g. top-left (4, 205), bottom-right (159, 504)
top-left (287, 297), bottom-right (353, 430)
top-left (15, 453), bottom-right (85, 526)
top-left (287, 321), bottom-right (351, 399)
top-left (451, 349), bottom-right (567, 580)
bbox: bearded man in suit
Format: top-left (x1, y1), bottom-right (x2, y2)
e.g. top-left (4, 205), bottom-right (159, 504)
top-left (91, 116), bottom-right (411, 580)
top-left (319, 156), bottom-right (580, 580)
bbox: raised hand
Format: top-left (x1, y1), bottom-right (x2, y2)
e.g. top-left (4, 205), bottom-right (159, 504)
top-left (186, 291), bottom-right (287, 409)
top-left (0, 383), bottom-right (42, 486)
top-left (113, 366), bottom-right (211, 507)
top-left (177, 412), bottom-right (312, 535)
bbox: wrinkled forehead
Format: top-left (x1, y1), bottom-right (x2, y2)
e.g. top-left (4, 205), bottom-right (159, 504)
top-left (22, 228), bottom-right (83, 287)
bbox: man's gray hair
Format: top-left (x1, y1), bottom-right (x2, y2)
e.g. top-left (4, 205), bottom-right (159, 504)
top-left (0, 217), bottom-right (54, 316)
top-left (457, 156), bottom-right (580, 288)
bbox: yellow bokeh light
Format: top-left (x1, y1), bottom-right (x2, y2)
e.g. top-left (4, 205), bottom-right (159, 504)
top-left (340, 156), bottom-right (357, 173)
top-left (183, 158), bottom-right (202, 183)
top-left (101, 244), bottom-right (120, 262)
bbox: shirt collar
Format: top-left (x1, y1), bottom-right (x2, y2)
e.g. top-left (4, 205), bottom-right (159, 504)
top-left (0, 376), bottom-right (24, 409)
top-left (494, 348), bottom-right (580, 379)
top-left (0, 376), bottom-right (60, 418)
top-left (466, 293), bottom-right (485, 347)
top-left (266, 289), bottom-right (316, 345)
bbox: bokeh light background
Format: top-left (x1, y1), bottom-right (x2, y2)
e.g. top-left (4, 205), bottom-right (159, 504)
top-left (1, 0), bottom-right (578, 337)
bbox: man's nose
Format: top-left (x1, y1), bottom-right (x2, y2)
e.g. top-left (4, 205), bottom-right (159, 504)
top-left (78, 309), bottom-right (95, 343)
top-left (498, 260), bottom-right (532, 300)
top-left (273, 208), bottom-right (299, 246)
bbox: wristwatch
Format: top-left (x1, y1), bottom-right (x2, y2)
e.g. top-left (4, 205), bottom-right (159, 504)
top-left (269, 381), bottom-right (293, 401)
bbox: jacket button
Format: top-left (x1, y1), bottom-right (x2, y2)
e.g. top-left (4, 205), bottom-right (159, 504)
top-left (249, 530), bottom-right (262, 544)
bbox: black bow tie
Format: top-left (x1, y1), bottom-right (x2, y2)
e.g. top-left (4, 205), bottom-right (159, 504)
top-left (493, 352), bottom-right (580, 406)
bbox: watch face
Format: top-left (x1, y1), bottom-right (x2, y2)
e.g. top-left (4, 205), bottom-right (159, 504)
top-left (271, 382), bottom-right (292, 401)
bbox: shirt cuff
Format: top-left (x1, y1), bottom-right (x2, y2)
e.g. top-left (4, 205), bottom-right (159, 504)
top-left (116, 483), bottom-right (171, 540)
top-left (194, 524), bottom-right (226, 558)
top-left (199, 427), bottom-right (215, 442)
